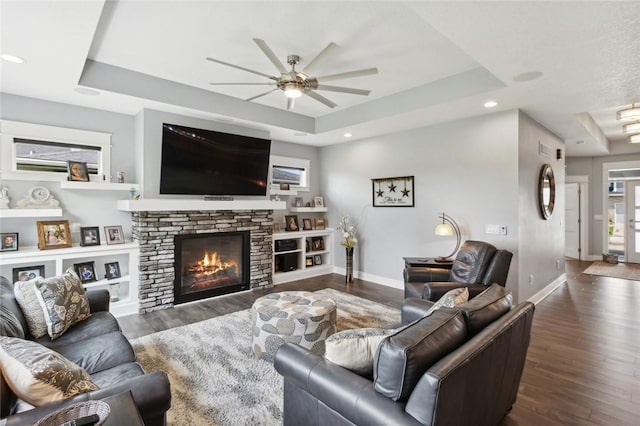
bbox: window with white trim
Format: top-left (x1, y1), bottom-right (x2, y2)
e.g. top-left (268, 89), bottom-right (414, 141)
top-left (270, 155), bottom-right (310, 191)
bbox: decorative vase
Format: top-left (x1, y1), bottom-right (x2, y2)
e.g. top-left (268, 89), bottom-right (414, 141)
top-left (345, 247), bottom-right (354, 283)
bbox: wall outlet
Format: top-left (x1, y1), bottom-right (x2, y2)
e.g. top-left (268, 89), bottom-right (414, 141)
top-left (499, 225), bottom-right (507, 235)
top-left (485, 224), bottom-right (500, 234)
top-left (529, 274), bottom-right (534, 285)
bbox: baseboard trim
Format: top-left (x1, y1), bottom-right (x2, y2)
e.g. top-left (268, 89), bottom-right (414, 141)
top-left (527, 273), bottom-right (566, 305)
top-left (332, 267), bottom-right (404, 290)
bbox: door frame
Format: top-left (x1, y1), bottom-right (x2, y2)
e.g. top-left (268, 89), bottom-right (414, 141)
top-left (602, 160), bottom-right (640, 258)
top-left (566, 175), bottom-right (588, 260)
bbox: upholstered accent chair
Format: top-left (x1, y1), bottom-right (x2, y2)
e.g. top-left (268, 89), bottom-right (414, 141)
top-left (404, 240), bottom-right (513, 301)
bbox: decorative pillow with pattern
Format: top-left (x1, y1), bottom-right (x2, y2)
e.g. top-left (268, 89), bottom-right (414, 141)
top-left (424, 287), bottom-right (469, 316)
top-left (14, 279), bottom-right (48, 339)
top-left (34, 268), bottom-right (91, 340)
top-left (325, 327), bottom-right (397, 377)
top-left (0, 336), bottom-right (98, 406)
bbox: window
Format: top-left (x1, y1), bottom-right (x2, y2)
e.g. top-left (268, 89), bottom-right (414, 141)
top-left (0, 120), bottom-right (111, 181)
top-left (270, 155), bottom-right (310, 191)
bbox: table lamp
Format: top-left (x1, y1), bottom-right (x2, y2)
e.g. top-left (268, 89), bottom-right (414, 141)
top-left (434, 212), bottom-right (461, 262)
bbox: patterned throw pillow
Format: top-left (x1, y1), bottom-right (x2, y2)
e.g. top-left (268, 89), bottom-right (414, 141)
top-left (0, 336), bottom-right (98, 406)
top-left (325, 327), bottom-right (397, 377)
top-left (424, 287), bottom-right (469, 316)
top-left (14, 280), bottom-right (49, 339)
top-left (34, 268), bottom-right (91, 340)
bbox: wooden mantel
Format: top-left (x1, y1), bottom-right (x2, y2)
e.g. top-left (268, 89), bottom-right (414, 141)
top-left (117, 199), bottom-right (286, 212)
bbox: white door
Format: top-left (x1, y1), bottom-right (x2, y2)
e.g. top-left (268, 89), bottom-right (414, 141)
top-left (565, 183), bottom-right (581, 259)
top-left (626, 180), bottom-right (640, 263)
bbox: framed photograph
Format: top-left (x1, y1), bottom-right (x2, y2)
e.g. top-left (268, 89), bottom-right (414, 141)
top-left (273, 223), bottom-right (281, 233)
top-left (37, 220), bottom-right (72, 250)
top-left (79, 226), bottom-right (101, 247)
top-left (313, 255), bottom-right (322, 265)
top-left (279, 183), bottom-right (290, 191)
top-left (12, 265), bottom-right (45, 283)
top-left (302, 218), bottom-right (313, 230)
top-left (314, 218), bottom-right (326, 230)
top-left (294, 197), bottom-right (304, 207)
top-left (104, 226), bottom-right (125, 245)
top-left (285, 215), bottom-right (299, 232)
top-left (314, 196), bottom-right (324, 207)
top-left (372, 176), bottom-right (415, 207)
top-left (306, 257), bottom-right (314, 267)
top-left (105, 262), bottom-right (121, 280)
top-left (1, 232), bottom-right (18, 252)
top-left (67, 160), bottom-right (90, 182)
top-left (311, 236), bottom-right (325, 251)
top-left (74, 261), bottom-right (97, 283)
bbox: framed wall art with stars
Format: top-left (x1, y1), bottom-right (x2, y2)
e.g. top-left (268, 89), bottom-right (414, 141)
top-left (371, 176), bottom-right (414, 207)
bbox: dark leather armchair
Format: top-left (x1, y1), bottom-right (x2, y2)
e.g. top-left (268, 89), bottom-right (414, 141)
top-left (404, 240), bottom-right (513, 301)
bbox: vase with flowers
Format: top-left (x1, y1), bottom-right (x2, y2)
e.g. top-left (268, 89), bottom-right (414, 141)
top-left (337, 215), bottom-right (358, 283)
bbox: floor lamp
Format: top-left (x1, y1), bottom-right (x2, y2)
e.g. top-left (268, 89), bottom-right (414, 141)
top-left (434, 212), bottom-right (461, 262)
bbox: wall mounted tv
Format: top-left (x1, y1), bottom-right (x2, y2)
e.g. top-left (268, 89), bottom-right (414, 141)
top-left (159, 123), bottom-right (271, 196)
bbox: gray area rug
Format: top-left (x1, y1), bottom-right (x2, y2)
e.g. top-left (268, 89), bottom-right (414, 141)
top-left (130, 288), bottom-right (400, 426)
top-left (583, 261), bottom-right (640, 281)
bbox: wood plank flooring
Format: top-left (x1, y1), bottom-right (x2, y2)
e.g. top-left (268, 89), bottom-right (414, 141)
top-left (118, 261), bottom-right (640, 425)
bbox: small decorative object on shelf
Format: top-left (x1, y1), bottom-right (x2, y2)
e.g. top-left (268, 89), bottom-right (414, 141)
top-left (105, 261), bottom-right (121, 279)
top-left (279, 183), bottom-right (290, 190)
top-left (117, 171), bottom-right (125, 183)
top-left (314, 218), bottom-right (325, 230)
top-left (306, 257), bottom-right (313, 267)
top-left (17, 186), bottom-right (60, 209)
top-left (338, 215), bottom-right (358, 283)
top-left (80, 226), bottom-right (101, 247)
top-left (67, 160), bottom-right (90, 182)
top-left (302, 218), bottom-right (313, 230)
top-left (13, 264), bottom-right (45, 282)
top-left (285, 215), bottom-right (299, 232)
top-left (74, 261), bottom-right (97, 283)
top-left (1, 232), bottom-right (18, 252)
top-left (37, 220), bottom-right (72, 250)
top-left (0, 186), bottom-right (10, 209)
top-left (314, 196), bottom-right (324, 207)
top-left (108, 282), bottom-right (121, 302)
top-left (294, 197), bottom-right (304, 207)
top-left (311, 236), bottom-right (324, 251)
top-left (104, 225), bottom-right (125, 245)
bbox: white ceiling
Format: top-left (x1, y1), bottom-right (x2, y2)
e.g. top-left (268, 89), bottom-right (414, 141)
top-left (1, 1), bottom-right (639, 156)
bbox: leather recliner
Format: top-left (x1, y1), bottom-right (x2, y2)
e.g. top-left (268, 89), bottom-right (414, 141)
top-left (404, 240), bottom-right (513, 301)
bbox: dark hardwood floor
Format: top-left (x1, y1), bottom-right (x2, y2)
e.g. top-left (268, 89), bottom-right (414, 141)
top-left (118, 261), bottom-right (640, 425)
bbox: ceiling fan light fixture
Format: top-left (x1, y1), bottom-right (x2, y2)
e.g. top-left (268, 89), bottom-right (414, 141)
top-left (629, 134), bottom-right (640, 144)
top-left (623, 122), bottom-right (640, 134)
top-left (283, 83), bottom-right (302, 99)
top-left (617, 104), bottom-right (640, 122)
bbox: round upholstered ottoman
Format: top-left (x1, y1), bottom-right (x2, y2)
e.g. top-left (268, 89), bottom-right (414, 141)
top-left (251, 291), bottom-right (336, 362)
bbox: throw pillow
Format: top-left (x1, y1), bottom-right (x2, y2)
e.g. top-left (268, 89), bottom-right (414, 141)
top-left (325, 327), bottom-right (397, 377)
top-left (424, 287), bottom-right (469, 316)
top-left (34, 268), bottom-right (91, 340)
top-left (0, 336), bottom-right (98, 406)
top-left (459, 283), bottom-right (513, 336)
top-left (14, 280), bottom-right (49, 339)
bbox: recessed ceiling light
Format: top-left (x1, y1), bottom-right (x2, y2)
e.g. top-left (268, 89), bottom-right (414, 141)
top-left (512, 71), bottom-right (543, 82)
top-left (483, 101), bottom-right (497, 108)
top-left (0, 54), bottom-right (24, 64)
top-left (344, 133), bottom-right (353, 138)
top-left (623, 122), bottom-right (640, 134)
top-left (74, 87), bottom-right (100, 96)
top-left (575, 140), bottom-right (585, 144)
top-left (628, 134), bottom-right (640, 144)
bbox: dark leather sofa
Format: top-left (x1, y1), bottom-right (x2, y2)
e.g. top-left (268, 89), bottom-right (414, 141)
top-left (0, 276), bottom-right (171, 425)
top-left (274, 285), bottom-right (534, 426)
top-left (404, 240), bottom-right (513, 301)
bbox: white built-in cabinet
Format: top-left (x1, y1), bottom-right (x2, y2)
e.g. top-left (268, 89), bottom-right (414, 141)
top-left (272, 228), bottom-right (334, 284)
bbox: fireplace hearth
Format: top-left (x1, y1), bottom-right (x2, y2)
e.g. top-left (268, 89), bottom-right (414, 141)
top-left (174, 231), bottom-right (250, 304)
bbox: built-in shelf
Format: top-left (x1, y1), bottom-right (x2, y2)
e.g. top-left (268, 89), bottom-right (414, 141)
top-left (83, 275), bottom-right (131, 289)
top-left (289, 206), bottom-right (328, 213)
top-left (0, 242), bottom-right (139, 261)
top-left (117, 199), bottom-right (286, 212)
top-left (0, 208), bottom-right (63, 218)
top-left (273, 228), bottom-right (334, 284)
top-left (60, 181), bottom-right (140, 191)
top-left (270, 189), bottom-right (298, 196)
top-left (273, 228), bottom-right (334, 239)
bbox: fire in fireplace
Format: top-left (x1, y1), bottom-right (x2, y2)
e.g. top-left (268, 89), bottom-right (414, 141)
top-left (174, 231), bottom-right (250, 304)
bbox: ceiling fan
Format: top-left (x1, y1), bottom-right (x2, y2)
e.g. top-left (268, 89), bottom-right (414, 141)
top-left (206, 38), bottom-right (378, 110)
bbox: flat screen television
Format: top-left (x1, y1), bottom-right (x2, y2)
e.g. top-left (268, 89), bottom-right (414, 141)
top-left (159, 123), bottom-right (271, 196)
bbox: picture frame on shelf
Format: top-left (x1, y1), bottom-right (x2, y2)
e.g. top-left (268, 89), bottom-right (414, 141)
top-left (314, 196), bottom-right (324, 207)
top-left (314, 218), bottom-right (325, 230)
top-left (74, 261), bottom-right (97, 284)
top-left (294, 197), bottom-right (304, 207)
top-left (37, 220), bottom-right (72, 250)
top-left (104, 225), bottom-right (125, 245)
top-left (79, 226), bottom-right (101, 247)
top-left (279, 183), bottom-right (290, 190)
top-left (306, 257), bottom-right (314, 267)
top-left (311, 236), bottom-right (324, 251)
top-left (105, 261), bottom-right (121, 280)
top-left (273, 223), bottom-right (281, 233)
top-left (12, 265), bottom-right (45, 283)
top-left (285, 215), bottom-right (299, 232)
top-left (302, 218), bottom-right (313, 230)
top-left (67, 160), bottom-right (90, 182)
top-left (313, 255), bottom-right (322, 265)
top-left (1, 232), bottom-right (18, 252)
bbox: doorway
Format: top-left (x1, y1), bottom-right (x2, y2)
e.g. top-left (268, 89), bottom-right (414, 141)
top-left (565, 177), bottom-right (588, 260)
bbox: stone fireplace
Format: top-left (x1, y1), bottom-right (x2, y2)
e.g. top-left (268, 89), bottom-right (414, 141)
top-left (131, 208), bottom-right (274, 313)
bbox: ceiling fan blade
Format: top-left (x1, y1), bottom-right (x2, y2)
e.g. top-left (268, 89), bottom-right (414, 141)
top-left (210, 83), bottom-right (275, 86)
top-left (316, 84), bottom-right (371, 96)
top-left (206, 57), bottom-right (277, 80)
top-left (305, 91), bottom-right (337, 108)
top-left (316, 67), bottom-right (378, 82)
top-left (253, 38), bottom-right (288, 74)
top-left (287, 97), bottom-right (295, 110)
top-left (302, 42), bottom-right (339, 75)
top-left (246, 88), bottom-right (279, 102)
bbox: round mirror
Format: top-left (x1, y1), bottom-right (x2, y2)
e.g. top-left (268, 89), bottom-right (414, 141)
top-left (538, 164), bottom-right (555, 219)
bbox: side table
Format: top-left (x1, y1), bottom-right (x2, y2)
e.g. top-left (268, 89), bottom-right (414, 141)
top-left (403, 257), bottom-right (453, 269)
